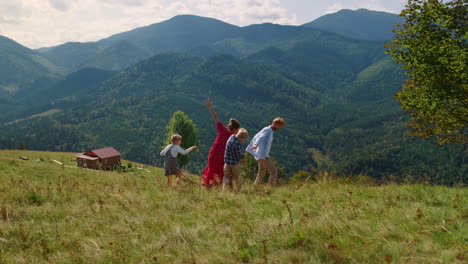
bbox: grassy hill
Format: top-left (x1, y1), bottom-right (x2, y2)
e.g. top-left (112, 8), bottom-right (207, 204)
top-left (0, 150), bottom-right (466, 263)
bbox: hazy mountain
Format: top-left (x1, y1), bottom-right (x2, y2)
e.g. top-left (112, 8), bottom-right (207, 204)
top-left (37, 40), bottom-right (150, 71)
top-left (247, 37), bottom-right (386, 92)
top-left (189, 23), bottom-right (320, 57)
top-left (37, 11), bottom-right (401, 72)
top-left (302, 9), bottom-right (404, 40)
top-left (0, 36), bottom-right (61, 123)
top-left (19, 67), bottom-right (116, 103)
top-left (0, 35), bottom-right (58, 90)
top-left (0, 67), bottom-right (115, 125)
top-left (38, 15), bottom-right (240, 71)
top-left (101, 15), bottom-right (240, 53)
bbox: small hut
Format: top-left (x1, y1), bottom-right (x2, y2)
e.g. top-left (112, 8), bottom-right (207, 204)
top-left (77, 147), bottom-right (121, 170)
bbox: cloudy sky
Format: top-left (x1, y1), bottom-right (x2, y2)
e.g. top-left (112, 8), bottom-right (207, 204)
top-left (0, 0), bottom-right (407, 49)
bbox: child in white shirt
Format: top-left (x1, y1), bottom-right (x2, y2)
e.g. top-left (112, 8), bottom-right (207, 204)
top-left (160, 134), bottom-right (197, 187)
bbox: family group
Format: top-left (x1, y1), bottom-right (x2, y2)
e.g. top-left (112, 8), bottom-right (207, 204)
top-left (160, 99), bottom-right (285, 191)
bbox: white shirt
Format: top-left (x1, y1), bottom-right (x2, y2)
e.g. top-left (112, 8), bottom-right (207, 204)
top-left (160, 144), bottom-right (196, 158)
top-left (246, 126), bottom-right (274, 160)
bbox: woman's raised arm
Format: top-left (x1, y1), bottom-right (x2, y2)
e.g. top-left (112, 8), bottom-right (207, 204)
top-left (206, 98), bottom-right (219, 124)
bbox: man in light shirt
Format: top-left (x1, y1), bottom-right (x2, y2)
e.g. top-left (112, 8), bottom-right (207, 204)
top-left (246, 117), bottom-right (285, 186)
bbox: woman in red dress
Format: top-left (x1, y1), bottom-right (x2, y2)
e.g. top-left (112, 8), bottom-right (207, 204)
top-left (202, 98), bottom-right (240, 188)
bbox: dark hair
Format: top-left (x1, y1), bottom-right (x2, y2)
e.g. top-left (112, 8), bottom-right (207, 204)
top-left (227, 118), bottom-right (240, 131)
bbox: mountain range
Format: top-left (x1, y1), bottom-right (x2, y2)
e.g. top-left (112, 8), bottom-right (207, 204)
top-left (0, 9), bottom-right (465, 184)
top-left (302, 8), bottom-right (404, 40)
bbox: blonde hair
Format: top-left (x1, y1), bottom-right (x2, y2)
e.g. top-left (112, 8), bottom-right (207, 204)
top-left (272, 117), bottom-right (285, 126)
top-left (236, 128), bottom-right (249, 139)
top-left (171, 134), bottom-right (182, 143)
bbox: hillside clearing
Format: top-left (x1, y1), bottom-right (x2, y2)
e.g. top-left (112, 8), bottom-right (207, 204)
top-left (4, 109), bottom-right (61, 126)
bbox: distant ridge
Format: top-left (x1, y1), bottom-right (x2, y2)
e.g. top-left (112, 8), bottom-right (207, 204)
top-left (38, 15), bottom-right (240, 71)
top-left (35, 10), bottom-right (404, 71)
top-left (302, 8), bottom-right (403, 40)
top-left (101, 14), bottom-right (240, 51)
top-left (0, 35), bottom-right (35, 55)
top-left (0, 35), bottom-right (57, 88)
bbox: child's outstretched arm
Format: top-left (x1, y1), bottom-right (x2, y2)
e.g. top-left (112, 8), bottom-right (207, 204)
top-left (206, 98), bottom-right (220, 124)
top-left (174, 145), bottom-right (198, 155)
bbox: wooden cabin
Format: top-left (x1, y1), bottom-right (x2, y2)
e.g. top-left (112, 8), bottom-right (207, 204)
top-left (76, 147), bottom-right (121, 170)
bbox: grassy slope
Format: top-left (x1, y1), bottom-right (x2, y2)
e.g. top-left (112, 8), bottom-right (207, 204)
top-left (0, 150), bottom-right (466, 263)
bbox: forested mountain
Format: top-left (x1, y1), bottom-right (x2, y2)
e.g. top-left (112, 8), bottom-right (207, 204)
top-left (37, 40), bottom-right (151, 72)
top-left (0, 67), bottom-right (116, 124)
top-left (0, 36), bottom-right (62, 125)
top-left (0, 10), bottom-right (465, 184)
top-left (0, 52), bottom-right (329, 173)
top-left (38, 15), bottom-right (240, 71)
top-left (0, 36), bottom-right (58, 89)
top-left (37, 11), bottom-right (396, 72)
top-left (101, 15), bottom-right (240, 53)
top-left (302, 9), bottom-right (404, 40)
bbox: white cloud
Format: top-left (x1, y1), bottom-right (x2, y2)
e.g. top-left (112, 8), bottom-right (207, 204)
top-left (326, 0), bottom-right (404, 15)
top-left (101, 0), bottom-right (147, 6)
top-left (0, 0), bottom-right (32, 24)
top-left (0, 15), bottom-right (20, 25)
top-left (48, 0), bottom-right (74, 11)
top-left (192, 0), bottom-right (297, 26)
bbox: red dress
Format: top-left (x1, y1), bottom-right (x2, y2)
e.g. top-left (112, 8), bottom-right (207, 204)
top-left (202, 121), bottom-right (234, 187)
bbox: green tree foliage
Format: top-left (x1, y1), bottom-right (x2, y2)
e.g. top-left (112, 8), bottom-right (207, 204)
top-left (386, 0), bottom-right (468, 144)
top-left (291, 170), bottom-right (317, 183)
top-left (164, 111), bottom-right (200, 168)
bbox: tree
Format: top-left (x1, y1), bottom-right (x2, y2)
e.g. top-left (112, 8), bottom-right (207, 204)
top-left (386, 0), bottom-right (467, 144)
top-left (164, 111), bottom-right (200, 168)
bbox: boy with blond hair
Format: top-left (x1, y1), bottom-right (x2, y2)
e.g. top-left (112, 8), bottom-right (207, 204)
top-left (223, 128), bottom-right (249, 192)
top-left (160, 134), bottom-right (197, 187)
top-left (246, 117), bottom-right (285, 186)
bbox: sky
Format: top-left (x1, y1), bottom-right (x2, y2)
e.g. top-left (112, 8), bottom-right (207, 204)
top-left (0, 0), bottom-right (408, 49)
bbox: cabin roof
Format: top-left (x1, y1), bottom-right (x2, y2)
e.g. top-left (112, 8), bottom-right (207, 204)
top-left (76, 154), bottom-right (99, 161)
top-left (81, 147), bottom-right (121, 159)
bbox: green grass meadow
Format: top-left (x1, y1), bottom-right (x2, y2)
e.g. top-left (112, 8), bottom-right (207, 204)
top-left (0, 150), bottom-right (466, 263)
